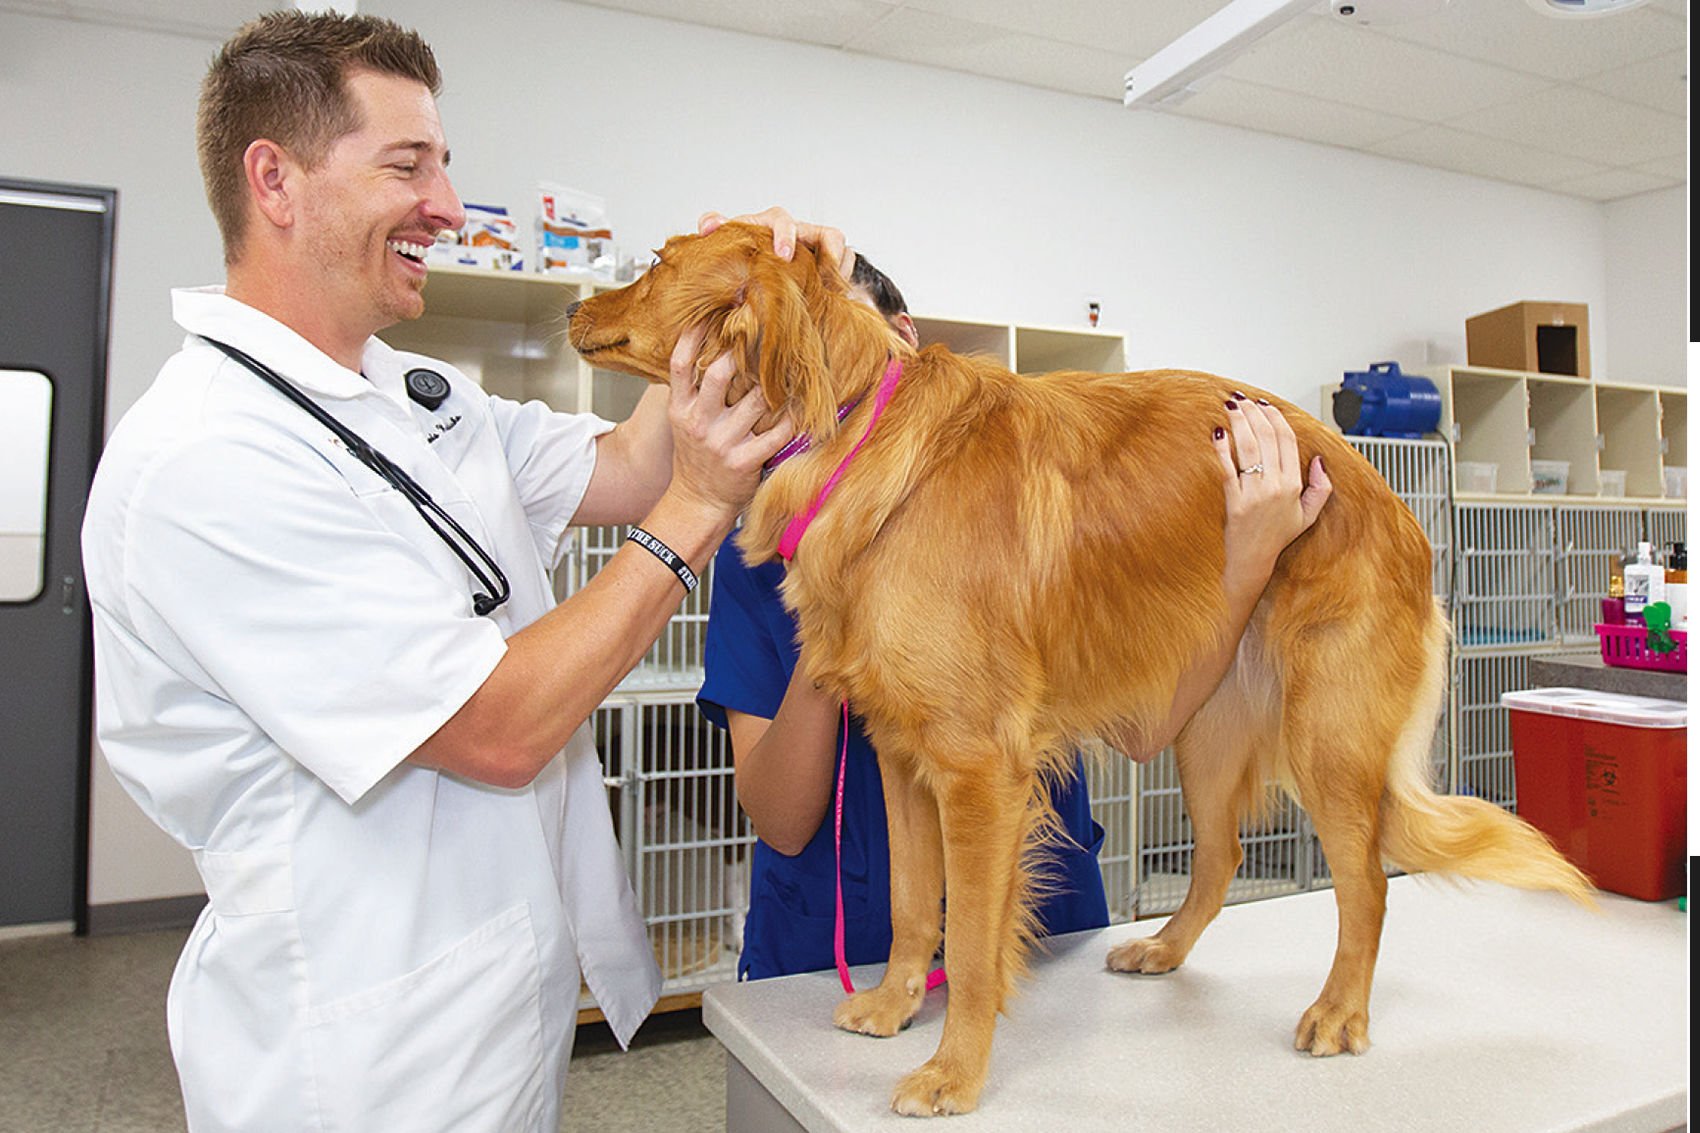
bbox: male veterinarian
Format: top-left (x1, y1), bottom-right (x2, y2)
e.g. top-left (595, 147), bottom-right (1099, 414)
top-left (80, 11), bottom-right (836, 1131)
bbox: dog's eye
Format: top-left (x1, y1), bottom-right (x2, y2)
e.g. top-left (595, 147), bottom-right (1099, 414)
top-left (648, 249), bottom-right (664, 269)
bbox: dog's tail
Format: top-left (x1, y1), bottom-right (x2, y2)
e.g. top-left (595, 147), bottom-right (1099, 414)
top-left (1376, 602), bottom-right (1595, 906)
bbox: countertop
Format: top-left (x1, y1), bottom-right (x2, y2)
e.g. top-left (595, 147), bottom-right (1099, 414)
top-left (1527, 652), bottom-right (1687, 702)
top-left (703, 877), bottom-right (1688, 1132)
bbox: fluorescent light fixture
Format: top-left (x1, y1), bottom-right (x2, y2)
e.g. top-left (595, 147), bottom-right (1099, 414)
top-left (1124, 0), bottom-right (1319, 108)
top-left (1525, 0), bottom-right (1648, 17)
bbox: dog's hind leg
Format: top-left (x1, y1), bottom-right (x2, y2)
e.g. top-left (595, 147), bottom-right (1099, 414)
top-left (1282, 677), bottom-right (1396, 1057)
top-left (833, 757), bottom-right (943, 1038)
top-left (889, 765), bottom-right (1032, 1117)
top-left (1107, 688), bottom-right (1262, 975)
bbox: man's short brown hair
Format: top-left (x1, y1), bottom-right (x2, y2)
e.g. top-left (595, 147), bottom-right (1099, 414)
top-left (197, 10), bottom-right (442, 264)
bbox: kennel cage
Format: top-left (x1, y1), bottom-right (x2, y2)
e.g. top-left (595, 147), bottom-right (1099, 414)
top-left (557, 524), bottom-right (715, 689)
top-left (1345, 437), bottom-right (1454, 603)
top-left (1449, 504), bottom-right (1685, 818)
top-left (1555, 506), bottom-right (1645, 644)
top-left (592, 693), bottom-right (754, 996)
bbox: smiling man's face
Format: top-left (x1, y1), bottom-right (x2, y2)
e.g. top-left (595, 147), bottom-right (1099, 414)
top-left (293, 67), bottom-right (465, 340)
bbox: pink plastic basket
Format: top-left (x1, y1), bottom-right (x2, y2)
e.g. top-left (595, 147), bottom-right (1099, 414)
top-left (1594, 624), bottom-right (1687, 673)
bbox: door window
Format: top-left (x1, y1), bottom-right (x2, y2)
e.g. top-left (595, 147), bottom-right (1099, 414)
top-left (0, 369), bottom-right (53, 603)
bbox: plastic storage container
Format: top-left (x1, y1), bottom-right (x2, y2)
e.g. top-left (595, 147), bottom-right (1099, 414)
top-left (1598, 468), bottom-right (1627, 497)
top-left (1595, 624), bottom-right (1686, 672)
top-left (1501, 687), bottom-right (1686, 901)
top-left (1456, 461), bottom-right (1498, 494)
top-left (1530, 459), bottom-right (1570, 495)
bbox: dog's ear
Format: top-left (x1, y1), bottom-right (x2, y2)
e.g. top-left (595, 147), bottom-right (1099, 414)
top-left (714, 255), bottom-right (838, 441)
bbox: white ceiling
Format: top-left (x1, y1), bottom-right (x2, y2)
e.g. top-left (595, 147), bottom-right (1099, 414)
top-left (5, 0), bottom-right (1685, 201)
top-left (575, 0), bottom-right (1688, 202)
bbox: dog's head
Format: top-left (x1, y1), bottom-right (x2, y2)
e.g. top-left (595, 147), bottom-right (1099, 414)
top-left (566, 222), bottom-right (901, 441)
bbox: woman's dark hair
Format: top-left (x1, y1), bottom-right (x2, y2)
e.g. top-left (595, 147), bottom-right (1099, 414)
top-left (849, 253), bottom-right (909, 320)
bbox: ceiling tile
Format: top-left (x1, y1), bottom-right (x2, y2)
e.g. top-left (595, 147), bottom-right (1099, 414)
top-left (1632, 152), bottom-right (1687, 180)
top-left (1168, 77), bottom-right (1427, 150)
top-left (3, 0), bottom-right (247, 37)
top-left (896, 0), bottom-right (1223, 60)
top-left (844, 7), bottom-right (1129, 101)
top-left (1578, 48), bottom-right (1687, 116)
top-left (1218, 15), bottom-right (1551, 122)
top-left (1366, 123), bottom-right (1609, 188)
top-left (576, 0), bottom-right (894, 48)
top-left (1371, 2), bottom-right (1684, 81)
top-left (1547, 166), bottom-right (1680, 201)
top-left (1447, 83), bottom-right (1685, 167)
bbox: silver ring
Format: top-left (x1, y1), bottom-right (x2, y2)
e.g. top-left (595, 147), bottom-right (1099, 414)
top-left (1239, 463), bottom-right (1265, 476)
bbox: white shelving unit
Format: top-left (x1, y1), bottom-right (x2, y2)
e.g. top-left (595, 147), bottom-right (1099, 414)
top-left (1417, 364), bottom-right (1686, 505)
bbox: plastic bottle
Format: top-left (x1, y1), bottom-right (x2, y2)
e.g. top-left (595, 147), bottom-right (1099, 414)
top-left (1623, 541), bottom-right (1665, 622)
top-left (1664, 542), bottom-right (1687, 631)
top-left (1600, 551), bottom-right (1627, 624)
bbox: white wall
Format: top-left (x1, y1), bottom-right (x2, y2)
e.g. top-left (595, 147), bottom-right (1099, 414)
top-left (1603, 185), bottom-right (1687, 386)
top-left (0, 2), bottom-right (1685, 907)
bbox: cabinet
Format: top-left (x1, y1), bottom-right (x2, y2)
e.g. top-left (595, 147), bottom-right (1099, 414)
top-left (1418, 365), bottom-right (1686, 504)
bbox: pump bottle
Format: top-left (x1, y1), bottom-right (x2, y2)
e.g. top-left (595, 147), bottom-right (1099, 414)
top-left (1623, 541), bottom-right (1665, 622)
top-left (1664, 542), bottom-right (1687, 630)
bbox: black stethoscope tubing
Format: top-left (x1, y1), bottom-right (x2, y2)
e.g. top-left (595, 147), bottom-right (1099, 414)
top-left (199, 335), bottom-right (510, 617)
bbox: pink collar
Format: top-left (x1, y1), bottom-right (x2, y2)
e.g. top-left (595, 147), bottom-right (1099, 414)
top-left (777, 357), bottom-right (905, 562)
top-left (763, 400), bottom-right (858, 476)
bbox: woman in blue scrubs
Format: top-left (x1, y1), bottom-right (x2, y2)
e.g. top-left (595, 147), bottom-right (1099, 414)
top-left (697, 256), bottom-right (1334, 980)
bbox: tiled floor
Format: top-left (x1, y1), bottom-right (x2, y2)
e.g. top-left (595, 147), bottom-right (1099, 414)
top-left (0, 927), bottom-right (726, 1133)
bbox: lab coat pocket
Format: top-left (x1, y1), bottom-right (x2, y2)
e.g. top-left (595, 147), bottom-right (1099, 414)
top-left (305, 902), bottom-right (546, 1133)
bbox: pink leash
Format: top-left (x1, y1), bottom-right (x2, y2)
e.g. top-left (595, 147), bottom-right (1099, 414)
top-left (834, 700), bottom-right (946, 996)
top-left (792, 363), bottom-right (945, 994)
top-left (777, 357), bottom-right (905, 563)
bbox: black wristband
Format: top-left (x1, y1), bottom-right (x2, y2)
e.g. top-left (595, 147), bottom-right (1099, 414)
top-left (626, 527), bottom-right (699, 593)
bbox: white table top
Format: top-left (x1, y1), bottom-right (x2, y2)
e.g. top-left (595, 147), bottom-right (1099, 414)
top-left (703, 877), bottom-right (1689, 1132)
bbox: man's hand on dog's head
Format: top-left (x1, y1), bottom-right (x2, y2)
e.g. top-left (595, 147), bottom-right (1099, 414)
top-left (698, 206), bottom-right (854, 280)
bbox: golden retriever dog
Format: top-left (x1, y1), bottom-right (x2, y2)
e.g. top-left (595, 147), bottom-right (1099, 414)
top-left (566, 223), bottom-right (1592, 1116)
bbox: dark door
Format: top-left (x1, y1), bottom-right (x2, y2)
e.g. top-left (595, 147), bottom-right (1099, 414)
top-left (0, 178), bottom-right (115, 931)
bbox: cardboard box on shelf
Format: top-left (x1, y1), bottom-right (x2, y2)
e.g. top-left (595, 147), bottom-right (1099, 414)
top-left (1465, 300), bottom-right (1591, 378)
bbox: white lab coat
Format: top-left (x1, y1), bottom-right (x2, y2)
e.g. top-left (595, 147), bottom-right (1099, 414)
top-left (81, 288), bottom-right (661, 1132)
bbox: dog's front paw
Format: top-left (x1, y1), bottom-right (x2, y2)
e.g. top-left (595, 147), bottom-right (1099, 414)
top-left (1294, 996), bottom-right (1371, 1057)
top-left (1105, 935), bottom-right (1185, 974)
top-left (891, 1058), bottom-right (983, 1117)
top-left (833, 983), bottom-right (921, 1037)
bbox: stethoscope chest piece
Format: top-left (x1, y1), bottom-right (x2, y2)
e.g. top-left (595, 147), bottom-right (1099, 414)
top-left (405, 368), bottom-right (451, 410)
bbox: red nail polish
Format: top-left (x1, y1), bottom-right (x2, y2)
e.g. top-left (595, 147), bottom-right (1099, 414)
top-left (1225, 400), bottom-right (1238, 410)
top-left (1257, 398), bottom-right (1270, 406)
top-left (1213, 426), bottom-right (1225, 440)
top-left (1231, 391), bottom-right (1247, 400)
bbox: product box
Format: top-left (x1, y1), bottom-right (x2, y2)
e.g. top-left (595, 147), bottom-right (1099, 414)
top-left (1465, 301), bottom-right (1591, 378)
top-left (423, 204), bottom-right (525, 271)
top-left (537, 183), bottom-right (612, 276)
top-left (1501, 687), bottom-right (1686, 901)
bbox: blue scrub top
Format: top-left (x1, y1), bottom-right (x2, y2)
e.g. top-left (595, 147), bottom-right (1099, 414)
top-left (697, 533), bottom-right (1108, 981)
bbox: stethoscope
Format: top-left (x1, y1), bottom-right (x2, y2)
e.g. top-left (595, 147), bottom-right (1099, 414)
top-left (200, 335), bottom-right (511, 616)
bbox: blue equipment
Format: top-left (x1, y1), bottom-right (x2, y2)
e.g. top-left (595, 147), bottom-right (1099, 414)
top-left (1332, 362), bottom-right (1441, 438)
